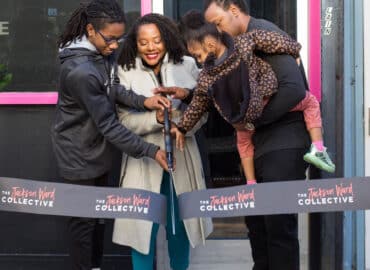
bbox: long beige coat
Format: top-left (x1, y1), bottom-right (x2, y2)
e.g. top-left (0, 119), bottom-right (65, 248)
top-left (112, 55), bottom-right (213, 254)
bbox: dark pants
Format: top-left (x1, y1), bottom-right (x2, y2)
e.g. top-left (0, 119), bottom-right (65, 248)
top-left (245, 149), bottom-right (308, 270)
top-left (64, 174), bottom-right (108, 270)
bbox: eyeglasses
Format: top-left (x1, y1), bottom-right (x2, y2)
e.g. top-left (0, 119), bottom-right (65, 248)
top-left (97, 31), bottom-right (125, 45)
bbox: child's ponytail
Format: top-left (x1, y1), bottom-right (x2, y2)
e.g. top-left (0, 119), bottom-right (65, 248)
top-left (178, 10), bottom-right (221, 44)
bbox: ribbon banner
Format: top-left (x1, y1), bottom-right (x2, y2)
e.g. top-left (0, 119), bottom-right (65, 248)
top-left (1, 177), bottom-right (370, 222)
top-left (0, 177), bottom-right (167, 225)
top-left (178, 177), bottom-right (370, 220)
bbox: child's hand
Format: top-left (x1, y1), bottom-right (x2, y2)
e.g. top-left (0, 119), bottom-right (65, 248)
top-left (170, 124), bottom-right (185, 151)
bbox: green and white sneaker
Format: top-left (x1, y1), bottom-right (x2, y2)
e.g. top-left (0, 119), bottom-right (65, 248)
top-left (303, 144), bottom-right (336, 173)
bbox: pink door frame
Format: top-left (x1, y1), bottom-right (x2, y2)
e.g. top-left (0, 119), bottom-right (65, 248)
top-left (141, 0), bottom-right (152, 16)
top-left (309, 0), bottom-right (322, 101)
top-left (0, 0), bottom-right (321, 105)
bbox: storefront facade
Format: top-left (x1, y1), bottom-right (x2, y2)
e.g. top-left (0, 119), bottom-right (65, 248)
top-left (0, 0), bottom-right (368, 269)
top-left (0, 2), bottom-right (143, 269)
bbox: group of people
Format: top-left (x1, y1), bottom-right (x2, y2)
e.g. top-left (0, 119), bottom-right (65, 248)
top-left (52, 0), bottom-right (335, 270)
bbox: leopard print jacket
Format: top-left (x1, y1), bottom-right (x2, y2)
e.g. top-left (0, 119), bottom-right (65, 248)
top-left (178, 29), bottom-right (301, 132)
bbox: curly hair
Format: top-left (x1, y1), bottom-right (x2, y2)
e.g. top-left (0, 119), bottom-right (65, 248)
top-left (118, 13), bottom-right (186, 71)
top-left (203, 0), bottom-right (249, 14)
top-left (58, 0), bottom-right (126, 48)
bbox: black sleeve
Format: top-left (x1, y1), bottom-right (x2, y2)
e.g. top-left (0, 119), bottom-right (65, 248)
top-left (109, 56), bottom-right (147, 111)
top-left (254, 54), bottom-right (307, 128)
top-left (66, 69), bottom-right (159, 159)
top-left (114, 84), bottom-right (147, 110)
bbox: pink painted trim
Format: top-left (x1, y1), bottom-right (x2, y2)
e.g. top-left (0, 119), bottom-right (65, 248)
top-left (0, 92), bottom-right (58, 105)
top-left (141, 0), bottom-right (152, 16)
top-left (309, 0), bottom-right (322, 102)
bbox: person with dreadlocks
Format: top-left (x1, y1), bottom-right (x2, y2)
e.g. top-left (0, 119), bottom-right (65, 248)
top-left (52, 1), bottom-right (171, 269)
top-left (111, 14), bottom-right (213, 270)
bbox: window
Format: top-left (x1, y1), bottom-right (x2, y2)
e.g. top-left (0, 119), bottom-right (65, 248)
top-left (165, 0), bottom-right (297, 39)
top-left (248, 0), bottom-right (297, 39)
top-left (0, 0), bottom-right (140, 92)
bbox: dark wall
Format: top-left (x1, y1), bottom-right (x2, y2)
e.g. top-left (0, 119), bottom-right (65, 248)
top-left (0, 106), bottom-right (131, 270)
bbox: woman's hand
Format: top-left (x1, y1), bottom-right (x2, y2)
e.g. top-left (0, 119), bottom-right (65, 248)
top-left (170, 123), bottom-right (185, 151)
top-left (144, 95), bottom-right (171, 110)
top-left (153, 86), bottom-right (189, 100)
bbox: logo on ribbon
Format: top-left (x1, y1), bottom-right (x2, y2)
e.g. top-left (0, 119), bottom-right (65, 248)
top-left (297, 182), bottom-right (354, 206)
top-left (1, 186), bottom-right (56, 208)
top-left (95, 193), bottom-right (151, 214)
top-left (199, 188), bottom-right (255, 212)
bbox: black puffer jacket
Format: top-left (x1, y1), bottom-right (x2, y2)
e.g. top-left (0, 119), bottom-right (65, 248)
top-left (52, 47), bottom-right (159, 180)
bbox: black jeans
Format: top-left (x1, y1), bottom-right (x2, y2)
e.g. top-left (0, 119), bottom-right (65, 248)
top-left (245, 149), bottom-right (308, 270)
top-left (64, 174), bottom-right (108, 270)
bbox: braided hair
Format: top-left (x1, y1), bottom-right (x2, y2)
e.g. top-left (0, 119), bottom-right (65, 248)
top-left (203, 0), bottom-right (249, 14)
top-left (118, 13), bottom-right (186, 71)
top-left (58, 0), bottom-right (126, 48)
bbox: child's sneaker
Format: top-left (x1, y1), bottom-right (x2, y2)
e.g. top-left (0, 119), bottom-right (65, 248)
top-left (303, 144), bottom-right (335, 173)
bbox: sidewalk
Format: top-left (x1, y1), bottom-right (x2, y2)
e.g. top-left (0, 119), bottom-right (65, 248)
top-left (157, 214), bottom-right (308, 270)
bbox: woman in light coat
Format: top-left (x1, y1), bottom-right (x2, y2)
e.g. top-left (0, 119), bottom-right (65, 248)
top-left (112, 14), bottom-right (212, 270)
